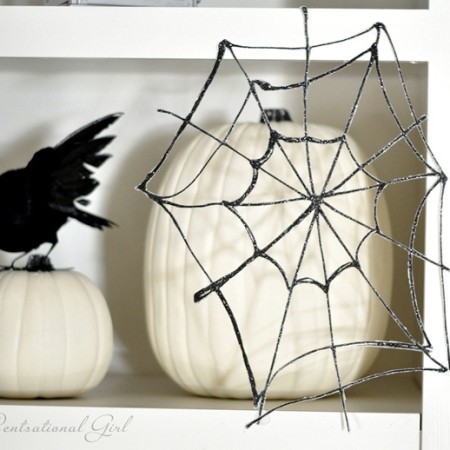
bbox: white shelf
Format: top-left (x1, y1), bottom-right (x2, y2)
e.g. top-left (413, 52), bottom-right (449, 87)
top-left (0, 6), bottom-right (436, 61)
top-left (0, 373), bottom-right (421, 449)
top-left (0, 372), bottom-right (421, 412)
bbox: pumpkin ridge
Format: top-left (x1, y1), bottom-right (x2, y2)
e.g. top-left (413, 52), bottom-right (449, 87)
top-left (148, 123), bottom-right (242, 394)
top-left (145, 217), bottom-right (166, 374)
top-left (1, 272), bottom-right (25, 394)
top-left (192, 123), bottom-right (271, 395)
top-left (154, 129), bottom-right (198, 388)
top-left (177, 127), bottom-right (230, 393)
top-left (18, 272), bottom-right (37, 396)
top-left (72, 273), bottom-right (112, 393)
top-left (201, 124), bottom-right (245, 394)
top-left (75, 274), bottom-right (102, 392)
top-left (166, 206), bottom-right (195, 384)
top-left (147, 201), bottom-right (181, 386)
top-left (53, 272), bottom-right (70, 393)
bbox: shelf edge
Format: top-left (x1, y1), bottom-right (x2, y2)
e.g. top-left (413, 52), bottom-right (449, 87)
top-left (0, 6), bottom-right (432, 61)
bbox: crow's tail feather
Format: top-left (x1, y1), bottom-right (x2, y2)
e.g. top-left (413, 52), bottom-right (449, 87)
top-left (50, 202), bottom-right (116, 229)
top-left (73, 210), bottom-right (116, 230)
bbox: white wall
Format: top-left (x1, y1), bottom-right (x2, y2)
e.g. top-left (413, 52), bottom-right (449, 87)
top-left (0, 54), bottom-right (428, 377)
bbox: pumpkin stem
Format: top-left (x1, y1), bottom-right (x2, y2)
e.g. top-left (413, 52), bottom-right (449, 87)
top-left (260, 108), bottom-right (292, 123)
top-left (26, 254), bottom-right (55, 272)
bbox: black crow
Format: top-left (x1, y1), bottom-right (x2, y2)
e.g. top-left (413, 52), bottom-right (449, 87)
top-left (0, 113), bottom-right (121, 264)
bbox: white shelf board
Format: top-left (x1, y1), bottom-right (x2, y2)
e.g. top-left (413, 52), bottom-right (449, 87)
top-left (0, 372), bottom-right (421, 413)
top-left (0, 373), bottom-right (421, 450)
top-left (0, 6), bottom-right (438, 61)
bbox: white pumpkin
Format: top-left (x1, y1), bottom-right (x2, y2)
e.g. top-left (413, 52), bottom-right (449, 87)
top-left (0, 269), bottom-right (113, 398)
top-left (145, 117), bottom-right (393, 399)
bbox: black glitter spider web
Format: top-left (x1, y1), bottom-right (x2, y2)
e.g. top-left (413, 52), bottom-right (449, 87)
top-left (138, 7), bottom-right (450, 430)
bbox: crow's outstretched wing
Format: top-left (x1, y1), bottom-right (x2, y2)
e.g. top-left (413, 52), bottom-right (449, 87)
top-left (26, 112), bottom-right (122, 229)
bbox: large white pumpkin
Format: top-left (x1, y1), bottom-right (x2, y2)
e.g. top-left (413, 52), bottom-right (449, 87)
top-left (145, 118), bottom-right (393, 399)
top-left (0, 269), bottom-right (113, 398)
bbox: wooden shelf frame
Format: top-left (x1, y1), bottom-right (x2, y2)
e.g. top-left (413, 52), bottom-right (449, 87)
top-left (0, 2), bottom-right (449, 449)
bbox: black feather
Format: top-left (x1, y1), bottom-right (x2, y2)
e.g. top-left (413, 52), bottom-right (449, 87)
top-left (0, 113), bottom-right (122, 255)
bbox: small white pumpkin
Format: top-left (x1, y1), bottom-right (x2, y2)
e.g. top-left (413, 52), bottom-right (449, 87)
top-left (145, 116), bottom-right (393, 399)
top-left (0, 269), bottom-right (113, 398)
